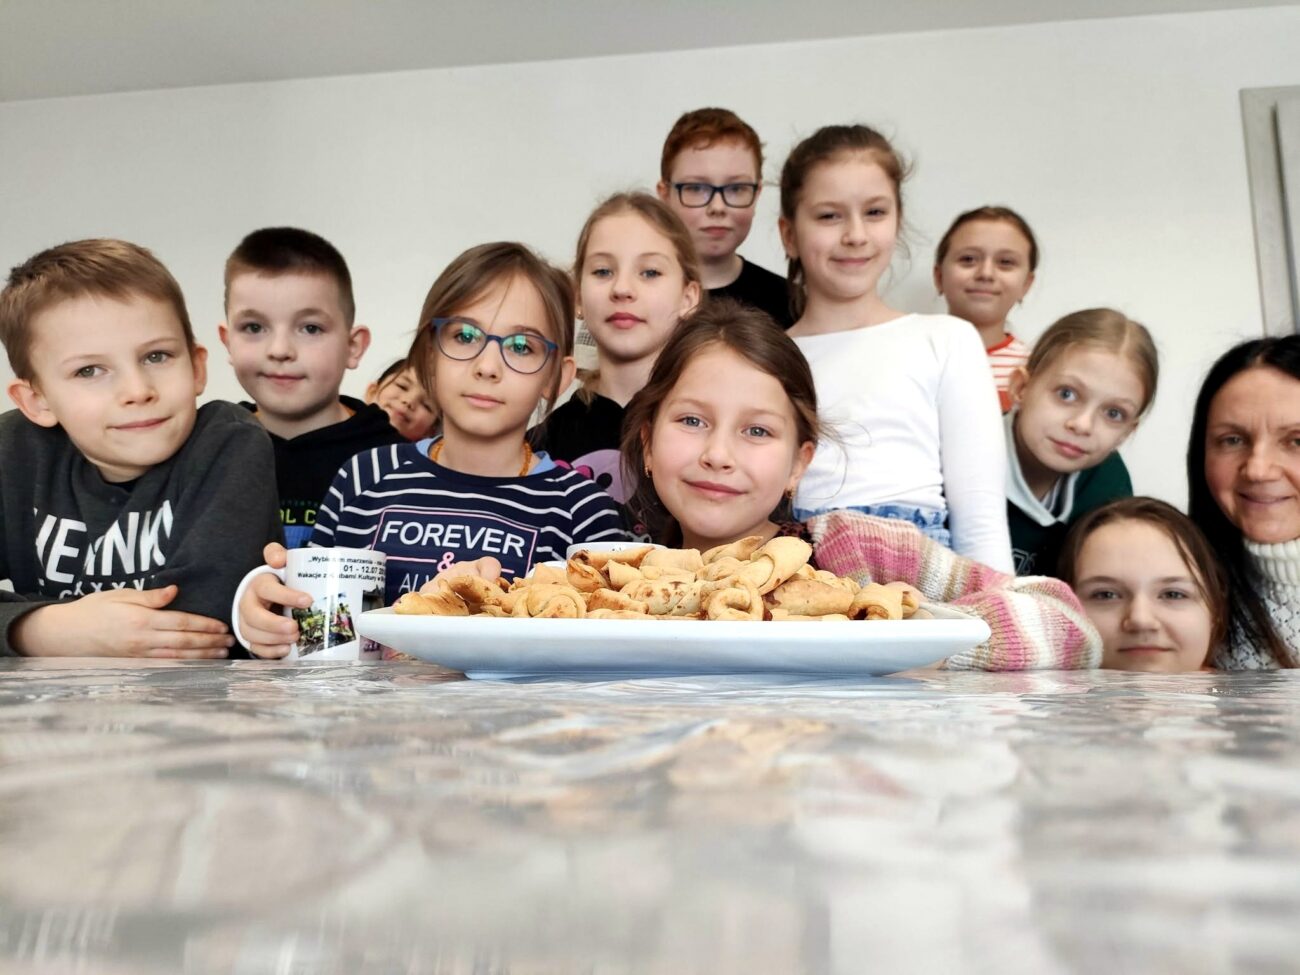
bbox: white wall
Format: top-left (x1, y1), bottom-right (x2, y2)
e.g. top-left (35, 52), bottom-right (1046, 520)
top-left (2, 6), bottom-right (1297, 507)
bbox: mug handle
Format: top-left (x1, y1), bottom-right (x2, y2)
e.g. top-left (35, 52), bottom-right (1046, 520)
top-left (230, 563), bottom-right (289, 655)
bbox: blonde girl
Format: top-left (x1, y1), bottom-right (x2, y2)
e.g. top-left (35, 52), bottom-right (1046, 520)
top-left (536, 192), bottom-right (701, 505)
top-left (238, 242), bottom-right (627, 657)
top-left (933, 206), bottom-right (1040, 412)
top-left (779, 125), bottom-right (1011, 572)
top-left (1006, 308), bottom-right (1157, 575)
top-left (620, 298), bottom-right (1099, 670)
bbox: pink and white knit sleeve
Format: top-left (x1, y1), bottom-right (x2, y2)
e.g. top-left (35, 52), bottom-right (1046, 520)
top-left (806, 510), bottom-right (1101, 671)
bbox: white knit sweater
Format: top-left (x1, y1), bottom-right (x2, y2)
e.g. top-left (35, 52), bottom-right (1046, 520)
top-left (1217, 538), bottom-right (1300, 670)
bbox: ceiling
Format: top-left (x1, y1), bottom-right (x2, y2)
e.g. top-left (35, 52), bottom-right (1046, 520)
top-left (1, 0), bottom-right (1294, 102)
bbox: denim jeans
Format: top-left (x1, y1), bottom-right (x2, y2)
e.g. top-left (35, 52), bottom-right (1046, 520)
top-left (794, 502), bottom-right (952, 547)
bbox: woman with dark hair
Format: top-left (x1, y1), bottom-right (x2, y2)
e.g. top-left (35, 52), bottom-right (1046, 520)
top-left (1188, 336), bottom-right (1300, 668)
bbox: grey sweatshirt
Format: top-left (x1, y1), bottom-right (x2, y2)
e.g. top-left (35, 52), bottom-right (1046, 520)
top-left (0, 402), bottom-right (282, 655)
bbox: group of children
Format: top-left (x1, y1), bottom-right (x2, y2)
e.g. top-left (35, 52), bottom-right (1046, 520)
top-left (0, 107), bottom-right (1233, 674)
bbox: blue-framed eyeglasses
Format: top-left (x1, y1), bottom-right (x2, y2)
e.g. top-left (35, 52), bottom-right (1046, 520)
top-left (671, 181), bottom-right (759, 208)
top-left (429, 317), bottom-right (558, 375)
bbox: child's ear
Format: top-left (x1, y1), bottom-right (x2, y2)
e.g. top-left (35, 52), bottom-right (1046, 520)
top-left (346, 325), bottom-right (372, 369)
top-left (1006, 366), bottom-right (1031, 407)
top-left (778, 216), bottom-right (798, 260)
top-left (548, 355), bottom-right (577, 405)
top-left (932, 265), bottom-right (944, 295)
top-left (655, 180), bottom-right (671, 204)
top-left (787, 440), bottom-right (816, 495)
top-left (217, 322), bottom-right (231, 354)
top-left (364, 380), bottom-right (381, 404)
top-left (190, 344), bottom-right (208, 397)
top-left (1021, 270), bottom-right (1036, 300)
top-left (680, 280), bottom-right (702, 319)
top-left (7, 379), bottom-right (58, 428)
top-left (640, 424), bottom-right (655, 478)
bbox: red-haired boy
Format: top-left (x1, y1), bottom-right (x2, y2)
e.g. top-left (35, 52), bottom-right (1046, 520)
top-left (657, 107), bottom-right (791, 329)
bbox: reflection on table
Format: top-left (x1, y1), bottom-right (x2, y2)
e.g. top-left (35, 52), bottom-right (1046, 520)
top-left (1, 660), bottom-right (1298, 973)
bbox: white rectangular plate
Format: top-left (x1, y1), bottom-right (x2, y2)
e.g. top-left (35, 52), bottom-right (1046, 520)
top-left (356, 605), bottom-right (990, 678)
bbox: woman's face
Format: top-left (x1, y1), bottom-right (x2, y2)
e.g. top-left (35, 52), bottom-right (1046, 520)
top-left (1072, 519), bottom-right (1215, 673)
top-left (1205, 366), bottom-right (1300, 544)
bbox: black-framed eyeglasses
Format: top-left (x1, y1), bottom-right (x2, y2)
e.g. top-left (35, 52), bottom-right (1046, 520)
top-left (429, 318), bottom-right (558, 375)
top-left (671, 181), bottom-right (759, 208)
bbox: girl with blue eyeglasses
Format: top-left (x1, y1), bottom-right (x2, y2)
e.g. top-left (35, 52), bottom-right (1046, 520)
top-left (236, 243), bottom-right (626, 657)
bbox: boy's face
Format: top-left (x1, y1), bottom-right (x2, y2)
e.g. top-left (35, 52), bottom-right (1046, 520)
top-left (658, 138), bottom-right (761, 264)
top-left (220, 271), bottom-right (368, 428)
top-left (8, 293), bottom-right (206, 483)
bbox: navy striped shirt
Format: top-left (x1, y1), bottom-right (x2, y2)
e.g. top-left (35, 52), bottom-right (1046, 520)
top-left (311, 442), bottom-right (628, 603)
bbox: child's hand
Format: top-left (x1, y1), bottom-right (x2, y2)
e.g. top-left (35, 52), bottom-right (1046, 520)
top-left (426, 556), bottom-right (503, 587)
top-left (12, 586), bottom-right (234, 658)
top-left (237, 543), bottom-right (311, 659)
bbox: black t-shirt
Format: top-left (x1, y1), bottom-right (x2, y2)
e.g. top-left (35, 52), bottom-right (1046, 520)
top-left (533, 393), bottom-right (629, 503)
top-left (708, 258), bottom-right (793, 330)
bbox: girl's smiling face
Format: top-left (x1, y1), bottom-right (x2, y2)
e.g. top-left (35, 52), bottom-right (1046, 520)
top-left (1011, 346), bottom-right (1146, 493)
top-left (933, 218), bottom-right (1036, 331)
top-left (373, 366), bottom-right (437, 440)
top-left (579, 211), bottom-right (700, 368)
top-left (1072, 519), bottom-right (1215, 673)
top-left (646, 345), bottom-right (814, 550)
top-left (779, 153), bottom-right (899, 307)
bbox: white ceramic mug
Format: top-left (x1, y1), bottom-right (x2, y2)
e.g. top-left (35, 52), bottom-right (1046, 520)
top-left (232, 547), bottom-right (386, 660)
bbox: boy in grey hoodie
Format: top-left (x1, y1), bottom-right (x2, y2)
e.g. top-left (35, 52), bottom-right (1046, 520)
top-left (0, 238), bottom-right (281, 657)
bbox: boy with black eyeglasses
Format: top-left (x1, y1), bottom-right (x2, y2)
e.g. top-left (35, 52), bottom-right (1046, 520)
top-left (656, 108), bottom-right (792, 329)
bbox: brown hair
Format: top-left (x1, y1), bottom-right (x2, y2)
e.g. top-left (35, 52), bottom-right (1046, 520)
top-left (0, 238), bottom-right (195, 382)
top-left (224, 227), bottom-right (356, 326)
top-left (1025, 308), bottom-right (1159, 417)
top-left (622, 297), bottom-right (820, 544)
top-left (407, 242), bottom-right (575, 418)
top-left (779, 124), bottom-right (911, 320)
top-left (660, 107), bottom-right (763, 182)
top-left (934, 205), bottom-right (1040, 271)
top-left (1058, 496), bottom-right (1229, 660)
top-left (571, 192), bottom-right (702, 405)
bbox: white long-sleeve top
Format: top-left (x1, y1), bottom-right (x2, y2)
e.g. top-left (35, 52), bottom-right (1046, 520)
top-left (793, 313), bottom-right (1013, 572)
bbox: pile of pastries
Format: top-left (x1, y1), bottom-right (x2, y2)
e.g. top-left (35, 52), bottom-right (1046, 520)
top-left (392, 536), bottom-right (923, 622)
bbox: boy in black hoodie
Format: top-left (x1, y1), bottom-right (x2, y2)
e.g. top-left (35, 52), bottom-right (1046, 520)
top-left (219, 228), bottom-right (403, 547)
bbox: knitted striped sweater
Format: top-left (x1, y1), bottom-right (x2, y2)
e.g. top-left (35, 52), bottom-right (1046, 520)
top-left (805, 510), bottom-right (1101, 671)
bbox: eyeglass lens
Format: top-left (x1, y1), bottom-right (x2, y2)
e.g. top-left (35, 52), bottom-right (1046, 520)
top-left (435, 319), bottom-right (552, 374)
top-left (675, 182), bottom-right (758, 208)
